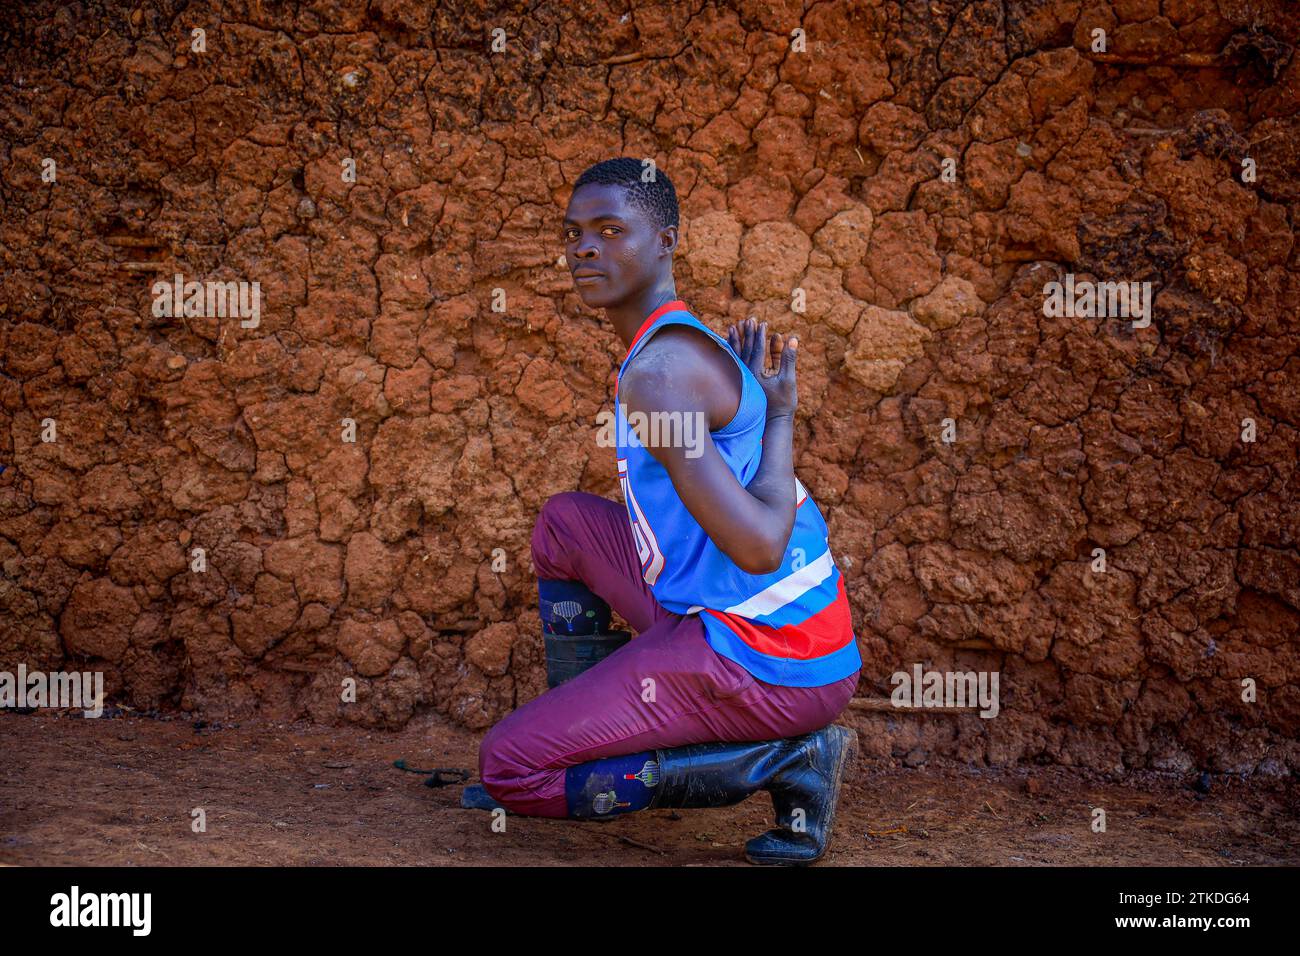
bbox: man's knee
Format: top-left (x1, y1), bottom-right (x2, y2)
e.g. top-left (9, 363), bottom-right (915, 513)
top-left (478, 720), bottom-right (532, 802)
top-left (531, 491), bottom-right (585, 575)
top-left (533, 491), bottom-right (584, 540)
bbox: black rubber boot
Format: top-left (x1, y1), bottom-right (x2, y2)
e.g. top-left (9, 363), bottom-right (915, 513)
top-left (461, 725), bottom-right (857, 863)
top-left (650, 724), bottom-right (858, 866)
top-left (741, 724), bottom-right (858, 865)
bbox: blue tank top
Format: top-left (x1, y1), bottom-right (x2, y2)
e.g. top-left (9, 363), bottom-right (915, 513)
top-left (614, 300), bottom-right (862, 687)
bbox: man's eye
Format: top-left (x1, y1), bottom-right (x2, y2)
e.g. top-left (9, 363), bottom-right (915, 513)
top-left (602, 227), bottom-right (620, 237)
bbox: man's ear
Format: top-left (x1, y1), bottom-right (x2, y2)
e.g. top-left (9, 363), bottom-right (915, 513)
top-left (659, 224), bottom-right (679, 257)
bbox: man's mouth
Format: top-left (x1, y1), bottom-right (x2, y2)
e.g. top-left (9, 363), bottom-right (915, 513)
top-left (573, 271), bottom-right (605, 284)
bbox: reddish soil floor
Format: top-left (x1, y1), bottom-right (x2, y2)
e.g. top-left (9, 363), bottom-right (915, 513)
top-left (2, 710), bottom-right (1296, 867)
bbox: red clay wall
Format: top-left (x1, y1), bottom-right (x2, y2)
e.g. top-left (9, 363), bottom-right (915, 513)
top-left (1, 0), bottom-right (1297, 775)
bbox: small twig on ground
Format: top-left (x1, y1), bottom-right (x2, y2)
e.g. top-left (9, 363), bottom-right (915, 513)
top-left (136, 840), bottom-right (170, 860)
top-left (613, 833), bottom-right (668, 855)
top-left (867, 825), bottom-right (908, 837)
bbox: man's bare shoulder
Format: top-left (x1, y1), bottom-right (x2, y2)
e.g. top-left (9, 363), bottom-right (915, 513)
top-left (622, 324), bottom-right (740, 422)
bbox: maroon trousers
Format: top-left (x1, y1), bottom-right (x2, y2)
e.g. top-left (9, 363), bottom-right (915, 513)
top-left (478, 492), bottom-right (859, 817)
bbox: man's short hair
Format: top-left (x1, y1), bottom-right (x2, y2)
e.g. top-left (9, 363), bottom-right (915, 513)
top-left (573, 157), bottom-right (679, 230)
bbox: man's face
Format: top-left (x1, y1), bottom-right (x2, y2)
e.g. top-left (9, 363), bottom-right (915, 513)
top-left (562, 183), bottom-right (673, 309)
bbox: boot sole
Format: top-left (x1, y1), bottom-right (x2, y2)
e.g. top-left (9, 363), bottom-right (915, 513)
top-left (744, 724), bottom-right (858, 866)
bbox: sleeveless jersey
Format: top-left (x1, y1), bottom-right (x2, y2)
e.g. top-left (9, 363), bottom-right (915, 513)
top-left (614, 299), bottom-right (862, 687)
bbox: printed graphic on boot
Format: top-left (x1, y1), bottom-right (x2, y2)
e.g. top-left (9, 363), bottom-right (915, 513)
top-left (624, 759), bottom-right (660, 788)
top-left (592, 790), bottom-right (631, 815)
top-left (564, 751), bottom-right (661, 817)
top-left (550, 600), bottom-right (583, 629)
top-left (539, 579), bottom-right (610, 635)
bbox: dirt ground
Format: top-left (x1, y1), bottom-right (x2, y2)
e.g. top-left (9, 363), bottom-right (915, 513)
top-left (2, 709), bottom-right (1296, 867)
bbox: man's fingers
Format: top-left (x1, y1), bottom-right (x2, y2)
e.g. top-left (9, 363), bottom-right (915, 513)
top-left (729, 320), bottom-right (798, 379)
top-left (742, 317), bottom-right (762, 373)
top-left (780, 335), bottom-right (798, 377)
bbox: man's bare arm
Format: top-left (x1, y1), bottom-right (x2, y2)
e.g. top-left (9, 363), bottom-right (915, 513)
top-left (620, 321), bottom-right (798, 575)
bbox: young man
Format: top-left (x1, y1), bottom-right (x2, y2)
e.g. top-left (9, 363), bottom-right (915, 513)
top-left (463, 158), bottom-right (862, 865)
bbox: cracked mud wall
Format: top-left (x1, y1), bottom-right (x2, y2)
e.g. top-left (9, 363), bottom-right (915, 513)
top-left (1, 0), bottom-right (1297, 776)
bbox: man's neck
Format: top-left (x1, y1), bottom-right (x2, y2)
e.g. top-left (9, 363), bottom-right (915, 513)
top-left (608, 284), bottom-right (679, 352)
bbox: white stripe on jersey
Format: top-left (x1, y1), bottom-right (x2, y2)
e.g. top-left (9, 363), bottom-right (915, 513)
top-left (722, 544), bottom-right (835, 618)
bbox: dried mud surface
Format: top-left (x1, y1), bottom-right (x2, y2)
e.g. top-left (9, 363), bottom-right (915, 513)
top-left (2, 711), bottom-right (1297, 866)
top-left (1, 1), bottom-right (1298, 776)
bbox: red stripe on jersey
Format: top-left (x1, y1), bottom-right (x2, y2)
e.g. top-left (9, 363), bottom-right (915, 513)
top-left (705, 575), bottom-right (854, 660)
